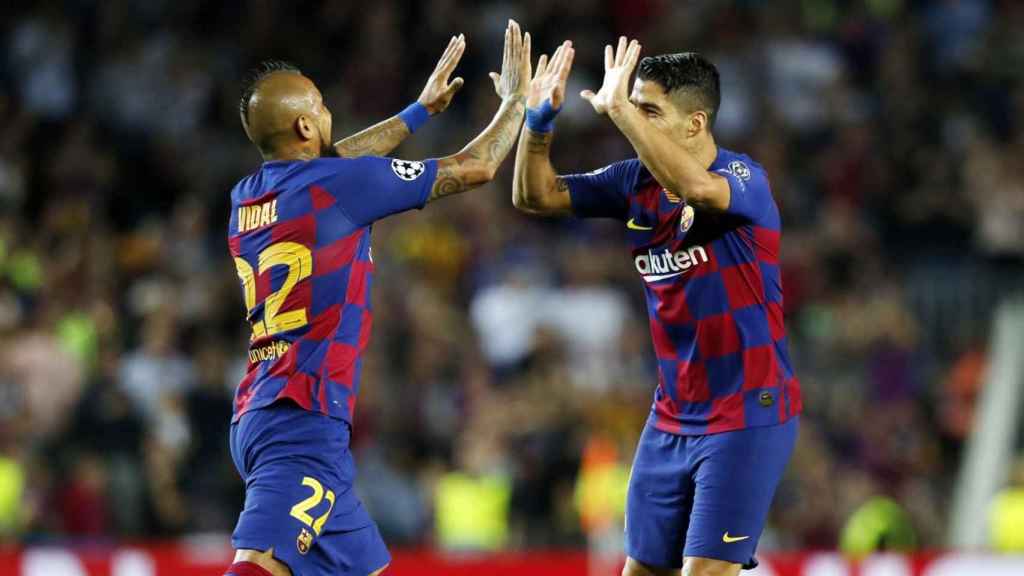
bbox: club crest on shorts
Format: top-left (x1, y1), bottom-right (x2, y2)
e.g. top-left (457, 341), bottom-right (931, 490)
top-left (680, 204), bottom-right (695, 233)
top-left (391, 159), bottom-right (425, 181)
top-left (297, 527), bottom-right (313, 555)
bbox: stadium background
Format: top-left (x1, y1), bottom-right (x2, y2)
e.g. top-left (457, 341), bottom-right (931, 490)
top-left (1, 0), bottom-right (1023, 574)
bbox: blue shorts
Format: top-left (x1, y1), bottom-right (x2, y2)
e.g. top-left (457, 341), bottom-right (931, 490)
top-left (230, 402), bottom-right (389, 576)
top-left (625, 416), bottom-right (798, 569)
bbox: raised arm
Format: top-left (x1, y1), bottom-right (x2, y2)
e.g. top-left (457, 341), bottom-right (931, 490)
top-left (581, 37), bottom-right (730, 212)
top-left (334, 35), bottom-right (466, 158)
top-left (427, 20), bottom-right (530, 203)
top-left (512, 41), bottom-right (575, 216)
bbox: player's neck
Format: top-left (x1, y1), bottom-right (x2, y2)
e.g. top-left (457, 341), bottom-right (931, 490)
top-left (690, 134), bottom-right (718, 170)
top-left (261, 143), bottom-right (321, 163)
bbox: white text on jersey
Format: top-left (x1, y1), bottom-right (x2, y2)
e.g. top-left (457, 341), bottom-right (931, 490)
top-left (634, 246), bottom-right (709, 282)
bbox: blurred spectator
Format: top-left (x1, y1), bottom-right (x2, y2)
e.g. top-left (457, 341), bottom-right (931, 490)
top-left (989, 460), bottom-right (1024, 552)
top-left (0, 0), bottom-right (1020, 553)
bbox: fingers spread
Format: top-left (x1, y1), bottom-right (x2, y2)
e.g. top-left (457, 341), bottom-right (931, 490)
top-left (604, 44), bottom-right (614, 69)
top-left (616, 36), bottom-right (628, 65)
top-left (534, 54), bottom-right (549, 79)
top-left (559, 47), bottom-right (575, 82)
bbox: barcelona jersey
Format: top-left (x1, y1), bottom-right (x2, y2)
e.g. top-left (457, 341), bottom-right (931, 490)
top-left (227, 156), bottom-right (437, 423)
top-left (566, 148), bottom-right (802, 435)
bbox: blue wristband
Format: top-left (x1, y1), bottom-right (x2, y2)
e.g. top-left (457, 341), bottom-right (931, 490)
top-left (526, 99), bottom-right (561, 133)
top-left (399, 102), bottom-right (430, 133)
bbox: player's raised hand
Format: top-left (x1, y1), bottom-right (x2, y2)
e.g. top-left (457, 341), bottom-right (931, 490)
top-left (489, 19), bottom-right (531, 101)
top-left (527, 40), bottom-right (574, 110)
top-left (418, 34), bottom-right (467, 115)
top-left (581, 36), bottom-right (642, 115)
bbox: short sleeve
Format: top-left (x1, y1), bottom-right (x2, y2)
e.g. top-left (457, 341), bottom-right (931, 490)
top-left (713, 159), bottom-right (775, 225)
top-left (564, 159), bottom-right (641, 220)
top-left (318, 157), bottom-right (438, 226)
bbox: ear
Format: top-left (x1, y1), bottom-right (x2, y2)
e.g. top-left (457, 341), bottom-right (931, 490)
top-left (295, 114), bottom-right (316, 141)
top-left (688, 110), bottom-right (708, 137)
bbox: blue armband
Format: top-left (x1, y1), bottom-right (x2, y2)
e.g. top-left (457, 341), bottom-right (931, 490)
top-left (526, 99), bottom-right (561, 133)
top-left (398, 102), bottom-right (430, 133)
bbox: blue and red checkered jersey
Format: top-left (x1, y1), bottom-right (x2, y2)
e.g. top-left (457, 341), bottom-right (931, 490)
top-left (227, 156), bottom-right (437, 423)
top-left (566, 148), bottom-right (802, 435)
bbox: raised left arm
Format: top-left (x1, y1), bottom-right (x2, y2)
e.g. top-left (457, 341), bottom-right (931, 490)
top-left (333, 34), bottom-right (466, 158)
top-left (581, 37), bottom-right (730, 211)
top-left (608, 104), bottom-right (729, 211)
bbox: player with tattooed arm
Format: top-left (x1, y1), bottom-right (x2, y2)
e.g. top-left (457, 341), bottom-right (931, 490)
top-left (513, 39), bottom-right (801, 576)
top-left (224, 21), bottom-right (530, 576)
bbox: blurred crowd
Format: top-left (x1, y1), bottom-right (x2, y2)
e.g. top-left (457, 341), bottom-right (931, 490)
top-left (0, 0), bottom-right (1023, 554)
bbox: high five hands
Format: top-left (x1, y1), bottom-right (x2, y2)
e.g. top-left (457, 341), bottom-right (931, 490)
top-left (528, 40), bottom-right (575, 110)
top-left (581, 36), bottom-right (642, 116)
top-left (418, 34), bottom-right (467, 115)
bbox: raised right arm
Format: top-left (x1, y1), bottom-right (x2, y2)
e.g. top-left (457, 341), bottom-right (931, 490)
top-left (427, 20), bottom-right (531, 203)
top-left (512, 41), bottom-right (575, 216)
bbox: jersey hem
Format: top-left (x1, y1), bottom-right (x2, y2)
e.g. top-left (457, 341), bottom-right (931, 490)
top-left (649, 409), bottom-right (802, 437)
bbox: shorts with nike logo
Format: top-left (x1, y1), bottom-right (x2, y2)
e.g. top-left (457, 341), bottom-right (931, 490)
top-left (625, 415), bottom-right (798, 569)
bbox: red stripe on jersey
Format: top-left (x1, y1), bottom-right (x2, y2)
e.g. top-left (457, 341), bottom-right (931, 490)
top-left (266, 343), bottom-right (298, 379)
top-left (325, 342), bottom-right (358, 386)
top-left (235, 370), bottom-right (258, 414)
top-left (307, 305), bottom-right (341, 340)
top-left (271, 214), bottom-right (316, 245)
top-left (650, 282), bottom-right (694, 325)
top-left (706, 393), bottom-right (745, 434)
top-left (753, 227), bottom-right (780, 264)
top-left (766, 301), bottom-right (785, 342)
top-left (277, 373), bottom-right (315, 410)
top-left (228, 235), bottom-right (242, 256)
top-left (649, 318), bottom-right (677, 359)
top-left (721, 261), bottom-right (765, 310)
top-left (279, 280), bottom-right (312, 322)
top-left (696, 314), bottom-right (741, 359)
top-left (742, 345), bottom-right (777, 391)
top-left (676, 361), bottom-right (710, 402)
top-left (310, 185), bottom-right (335, 210)
top-left (315, 232), bottom-right (361, 276)
top-left (346, 261), bottom-right (373, 307)
top-left (688, 243), bottom-right (719, 278)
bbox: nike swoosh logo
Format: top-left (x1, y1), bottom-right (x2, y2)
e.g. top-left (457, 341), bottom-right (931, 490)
top-left (626, 218), bottom-right (654, 231)
top-left (722, 533), bottom-right (750, 543)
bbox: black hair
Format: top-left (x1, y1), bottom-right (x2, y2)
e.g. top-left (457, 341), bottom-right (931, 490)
top-left (637, 52), bottom-right (720, 127)
top-left (239, 60), bottom-right (301, 122)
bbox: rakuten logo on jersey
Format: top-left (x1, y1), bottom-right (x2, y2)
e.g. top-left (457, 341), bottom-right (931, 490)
top-left (634, 246), bottom-right (709, 282)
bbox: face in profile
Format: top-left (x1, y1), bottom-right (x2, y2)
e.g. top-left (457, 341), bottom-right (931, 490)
top-left (629, 78), bottom-right (708, 143)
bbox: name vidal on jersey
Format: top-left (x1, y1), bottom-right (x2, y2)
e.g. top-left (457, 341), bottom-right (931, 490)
top-left (634, 246), bottom-right (709, 282)
top-left (238, 199), bottom-right (279, 233)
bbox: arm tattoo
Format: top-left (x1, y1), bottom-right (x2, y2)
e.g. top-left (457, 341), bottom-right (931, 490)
top-left (525, 130), bottom-right (553, 154)
top-left (429, 96), bottom-right (526, 201)
top-left (333, 116), bottom-right (411, 158)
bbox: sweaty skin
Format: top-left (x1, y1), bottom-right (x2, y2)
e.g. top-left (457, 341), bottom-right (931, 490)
top-left (242, 71), bottom-right (333, 161)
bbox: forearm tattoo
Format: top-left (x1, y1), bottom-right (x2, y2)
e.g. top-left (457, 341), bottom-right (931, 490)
top-left (525, 129), bottom-right (553, 154)
top-left (429, 96), bottom-right (526, 201)
top-left (334, 116), bottom-right (411, 158)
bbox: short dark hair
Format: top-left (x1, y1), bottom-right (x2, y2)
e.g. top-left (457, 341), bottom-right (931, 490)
top-left (637, 52), bottom-right (720, 127)
top-left (239, 60), bottom-right (301, 122)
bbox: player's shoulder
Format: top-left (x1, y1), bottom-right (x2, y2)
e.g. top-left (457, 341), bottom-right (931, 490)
top-left (714, 148), bottom-right (768, 185)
